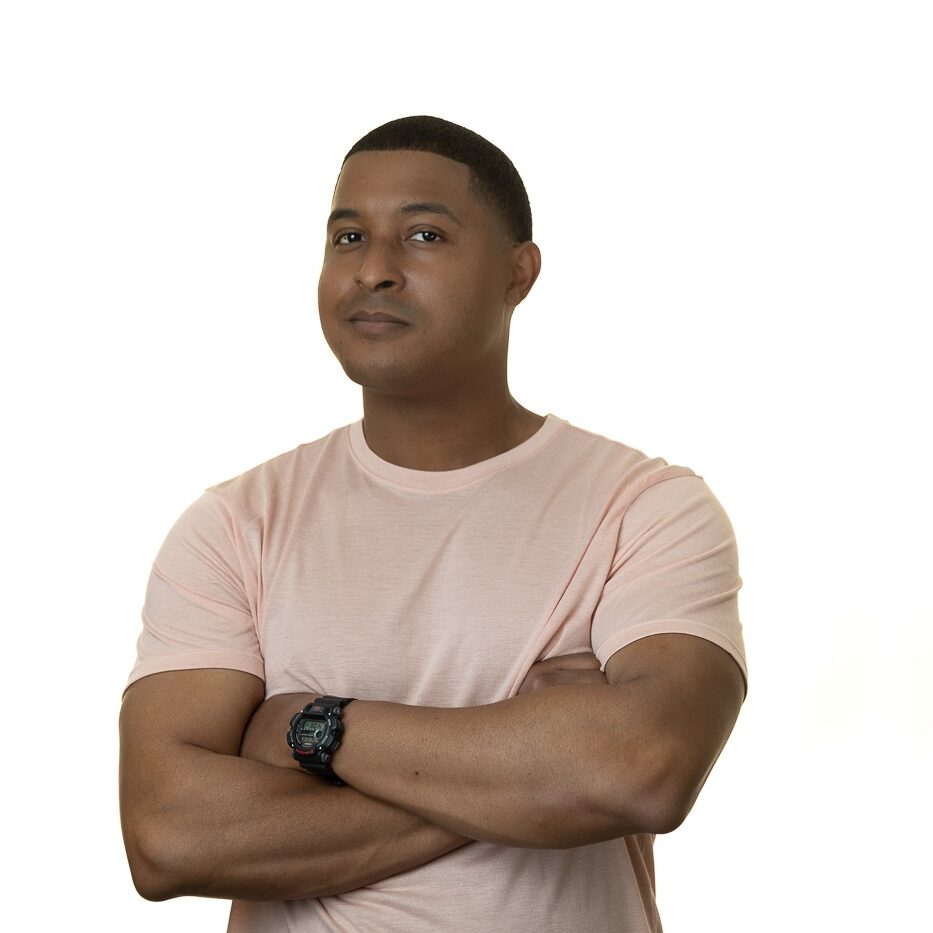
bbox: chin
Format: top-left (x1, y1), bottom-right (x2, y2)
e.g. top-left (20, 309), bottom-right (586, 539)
top-left (339, 359), bottom-right (423, 395)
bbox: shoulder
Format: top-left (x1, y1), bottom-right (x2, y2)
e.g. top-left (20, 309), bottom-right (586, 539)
top-left (204, 423), bottom-right (350, 517)
top-left (552, 417), bottom-right (699, 508)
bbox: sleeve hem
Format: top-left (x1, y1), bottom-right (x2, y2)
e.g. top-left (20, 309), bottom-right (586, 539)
top-left (125, 652), bottom-right (266, 694)
top-left (594, 620), bottom-right (748, 695)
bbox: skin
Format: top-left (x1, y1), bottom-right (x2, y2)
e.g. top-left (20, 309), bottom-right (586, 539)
top-left (241, 636), bottom-right (744, 849)
top-left (317, 149), bottom-right (546, 471)
top-left (119, 653), bottom-right (617, 901)
top-left (119, 146), bottom-right (746, 903)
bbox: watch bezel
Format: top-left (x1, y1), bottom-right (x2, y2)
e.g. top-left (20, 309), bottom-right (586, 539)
top-left (290, 712), bottom-right (335, 753)
top-left (286, 697), bottom-right (355, 781)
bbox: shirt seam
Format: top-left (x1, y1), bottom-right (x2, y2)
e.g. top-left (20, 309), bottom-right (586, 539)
top-left (346, 421), bottom-right (566, 494)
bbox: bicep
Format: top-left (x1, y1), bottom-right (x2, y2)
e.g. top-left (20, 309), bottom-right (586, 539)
top-left (119, 668), bottom-right (265, 825)
top-left (119, 670), bottom-right (264, 897)
top-left (604, 633), bottom-right (745, 829)
top-left (121, 668), bottom-right (265, 756)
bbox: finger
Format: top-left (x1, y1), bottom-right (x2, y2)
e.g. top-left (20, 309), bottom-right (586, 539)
top-left (518, 668), bottom-right (609, 695)
top-left (518, 653), bottom-right (603, 695)
top-left (541, 670), bottom-right (608, 686)
top-left (531, 652), bottom-right (601, 672)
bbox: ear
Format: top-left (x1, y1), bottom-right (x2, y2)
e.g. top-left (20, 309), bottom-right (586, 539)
top-left (504, 241), bottom-right (542, 310)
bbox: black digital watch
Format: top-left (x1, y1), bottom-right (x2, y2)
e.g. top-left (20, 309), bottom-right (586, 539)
top-left (286, 695), bottom-right (356, 785)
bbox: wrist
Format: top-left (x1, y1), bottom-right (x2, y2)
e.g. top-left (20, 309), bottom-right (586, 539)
top-left (240, 692), bottom-right (316, 768)
top-left (287, 695), bottom-right (358, 784)
top-left (329, 698), bottom-right (367, 780)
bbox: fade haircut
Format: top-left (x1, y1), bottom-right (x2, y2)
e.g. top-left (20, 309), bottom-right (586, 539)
top-left (343, 115), bottom-right (532, 244)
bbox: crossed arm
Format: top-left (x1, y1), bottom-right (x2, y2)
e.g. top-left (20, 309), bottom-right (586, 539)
top-left (119, 634), bottom-right (744, 903)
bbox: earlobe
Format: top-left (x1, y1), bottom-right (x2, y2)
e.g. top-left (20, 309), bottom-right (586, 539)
top-left (507, 241), bottom-right (542, 307)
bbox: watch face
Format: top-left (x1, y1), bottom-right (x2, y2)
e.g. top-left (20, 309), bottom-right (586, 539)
top-left (296, 717), bottom-right (327, 749)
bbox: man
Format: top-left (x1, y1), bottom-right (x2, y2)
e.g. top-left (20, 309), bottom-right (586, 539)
top-left (120, 115), bottom-right (747, 932)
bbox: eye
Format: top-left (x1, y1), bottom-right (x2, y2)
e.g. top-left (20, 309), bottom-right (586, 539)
top-left (410, 230), bottom-right (443, 243)
top-left (334, 231), bottom-right (363, 246)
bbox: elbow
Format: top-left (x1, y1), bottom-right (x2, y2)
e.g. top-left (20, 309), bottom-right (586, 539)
top-left (592, 746), bottom-right (699, 838)
top-left (125, 847), bottom-right (175, 902)
top-left (130, 868), bottom-right (176, 904)
top-left (633, 758), bottom-right (697, 835)
top-left (591, 790), bottom-right (689, 839)
top-left (637, 789), bottom-right (692, 836)
top-left (123, 817), bottom-right (194, 902)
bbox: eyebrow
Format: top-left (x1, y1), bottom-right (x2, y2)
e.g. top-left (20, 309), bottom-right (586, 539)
top-left (327, 201), bottom-right (463, 228)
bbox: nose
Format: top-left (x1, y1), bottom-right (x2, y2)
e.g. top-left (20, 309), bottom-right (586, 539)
top-left (354, 239), bottom-right (404, 292)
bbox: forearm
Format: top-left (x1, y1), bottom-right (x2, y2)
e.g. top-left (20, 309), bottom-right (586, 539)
top-left (128, 748), bottom-right (469, 902)
top-left (330, 684), bottom-right (654, 849)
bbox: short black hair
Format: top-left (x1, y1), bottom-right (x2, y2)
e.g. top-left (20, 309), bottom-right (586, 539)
top-left (343, 115), bottom-right (532, 244)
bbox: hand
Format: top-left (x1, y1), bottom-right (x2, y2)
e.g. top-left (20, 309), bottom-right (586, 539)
top-left (516, 651), bottom-right (608, 696)
top-left (239, 691), bottom-right (316, 768)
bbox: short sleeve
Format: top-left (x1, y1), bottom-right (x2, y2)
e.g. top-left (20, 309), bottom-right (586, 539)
top-left (590, 474), bottom-right (747, 693)
top-left (126, 490), bottom-right (265, 690)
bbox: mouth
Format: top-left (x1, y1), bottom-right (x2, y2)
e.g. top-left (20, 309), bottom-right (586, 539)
top-left (345, 308), bottom-right (411, 337)
top-left (348, 311), bottom-right (408, 324)
top-left (347, 317), bottom-right (410, 336)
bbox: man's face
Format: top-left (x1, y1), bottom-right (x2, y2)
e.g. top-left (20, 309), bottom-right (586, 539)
top-left (318, 149), bottom-right (520, 398)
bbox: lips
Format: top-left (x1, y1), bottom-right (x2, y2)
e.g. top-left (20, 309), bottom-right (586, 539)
top-left (348, 310), bottom-right (408, 324)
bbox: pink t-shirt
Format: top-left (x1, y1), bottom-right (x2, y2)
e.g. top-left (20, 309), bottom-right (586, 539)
top-left (129, 414), bottom-right (747, 932)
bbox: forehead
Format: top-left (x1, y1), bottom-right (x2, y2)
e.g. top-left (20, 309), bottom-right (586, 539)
top-left (331, 150), bottom-right (480, 222)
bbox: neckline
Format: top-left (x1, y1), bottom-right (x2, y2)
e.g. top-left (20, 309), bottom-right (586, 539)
top-left (347, 414), bottom-right (566, 492)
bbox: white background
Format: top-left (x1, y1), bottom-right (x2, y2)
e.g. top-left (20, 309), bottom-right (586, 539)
top-left (2, 2), bottom-right (930, 930)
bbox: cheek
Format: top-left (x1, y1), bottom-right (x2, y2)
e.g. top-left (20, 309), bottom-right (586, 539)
top-left (318, 266), bottom-right (338, 306)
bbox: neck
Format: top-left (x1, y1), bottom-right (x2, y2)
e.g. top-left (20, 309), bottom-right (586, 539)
top-left (359, 390), bottom-right (546, 472)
